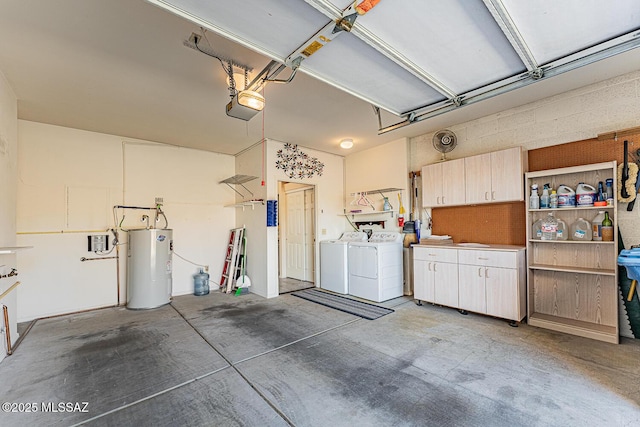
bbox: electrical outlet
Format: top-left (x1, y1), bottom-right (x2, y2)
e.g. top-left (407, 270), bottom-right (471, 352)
top-left (188, 33), bottom-right (201, 45)
top-left (204, 265), bottom-right (209, 272)
top-left (155, 197), bottom-right (163, 206)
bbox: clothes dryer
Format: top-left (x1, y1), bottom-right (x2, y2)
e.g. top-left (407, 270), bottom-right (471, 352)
top-left (319, 231), bottom-right (368, 294)
top-left (348, 231), bottom-right (403, 302)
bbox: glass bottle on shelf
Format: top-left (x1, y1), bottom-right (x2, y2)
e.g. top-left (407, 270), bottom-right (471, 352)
top-left (383, 197), bottom-right (391, 211)
top-left (601, 212), bottom-right (614, 241)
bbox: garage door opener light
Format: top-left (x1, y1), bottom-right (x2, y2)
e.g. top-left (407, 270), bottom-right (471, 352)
top-left (226, 90), bottom-right (265, 120)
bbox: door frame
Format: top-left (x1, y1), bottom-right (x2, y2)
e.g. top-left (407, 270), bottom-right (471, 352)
top-left (278, 181), bottom-right (316, 286)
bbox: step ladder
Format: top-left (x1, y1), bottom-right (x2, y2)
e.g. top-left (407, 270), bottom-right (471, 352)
top-left (220, 227), bottom-right (245, 293)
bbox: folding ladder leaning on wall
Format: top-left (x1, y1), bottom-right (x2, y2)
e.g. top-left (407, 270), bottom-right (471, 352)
top-left (220, 227), bottom-right (245, 293)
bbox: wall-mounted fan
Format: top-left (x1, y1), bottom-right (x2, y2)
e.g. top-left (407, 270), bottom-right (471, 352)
top-left (432, 129), bottom-right (458, 161)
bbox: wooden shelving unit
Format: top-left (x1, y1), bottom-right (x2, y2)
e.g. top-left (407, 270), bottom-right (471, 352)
top-left (525, 161), bottom-right (619, 344)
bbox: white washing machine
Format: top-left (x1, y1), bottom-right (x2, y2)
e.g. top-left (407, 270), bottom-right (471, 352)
top-left (348, 231), bottom-right (404, 302)
top-left (319, 231), bottom-right (368, 294)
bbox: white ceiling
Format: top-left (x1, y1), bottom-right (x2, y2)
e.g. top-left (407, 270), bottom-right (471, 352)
top-left (1, 0), bottom-right (639, 156)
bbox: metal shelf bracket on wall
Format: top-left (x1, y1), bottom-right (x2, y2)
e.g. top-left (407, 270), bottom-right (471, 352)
top-left (346, 187), bottom-right (403, 218)
top-left (225, 200), bottom-right (265, 210)
top-left (219, 175), bottom-right (257, 199)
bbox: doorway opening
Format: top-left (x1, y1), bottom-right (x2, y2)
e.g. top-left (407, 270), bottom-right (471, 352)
top-left (278, 181), bottom-right (316, 294)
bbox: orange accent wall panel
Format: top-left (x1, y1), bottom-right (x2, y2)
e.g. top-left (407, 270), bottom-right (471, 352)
top-left (432, 202), bottom-right (526, 246)
top-left (528, 134), bottom-right (640, 172)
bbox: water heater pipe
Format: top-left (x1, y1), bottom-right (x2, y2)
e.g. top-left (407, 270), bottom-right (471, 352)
top-left (80, 256), bottom-right (118, 261)
top-left (113, 205), bottom-right (156, 210)
top-left (115, 230), bottom-right (122, 306)
top-left (2, 305), bottom-right (12, 355)
top-left (0, 281), bottom-right (20, 301)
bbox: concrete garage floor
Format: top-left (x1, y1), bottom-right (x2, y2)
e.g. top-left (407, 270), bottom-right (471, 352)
top-left (1, 291), bottom-right (639, 427)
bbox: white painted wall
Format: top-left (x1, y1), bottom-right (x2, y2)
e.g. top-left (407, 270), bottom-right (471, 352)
top-left (345, 137), bottom-right (410, 232)
top-left (235, 140), bottom-right (345, 298)
top-left (409, 69), bottom-right (640, 247)
top-left (120, 141), bottom-right (236, 296)
top-left (16, 122), bottom-right (235, 321)
top-left (0, 70), bottom-right (19, 363)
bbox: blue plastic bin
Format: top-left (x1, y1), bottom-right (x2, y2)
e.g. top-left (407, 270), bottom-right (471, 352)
top-left (618, 248), bottom-right (640, 282)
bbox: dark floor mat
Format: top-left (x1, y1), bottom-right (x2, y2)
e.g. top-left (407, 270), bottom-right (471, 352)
top-left (291, 289), bottom-right (393, 320)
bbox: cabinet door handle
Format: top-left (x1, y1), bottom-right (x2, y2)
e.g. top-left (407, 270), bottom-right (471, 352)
top-left (485, 268), bottom-right (489, 278)
top-left (442, 196), bottom-right (445, 205)
top-left (478, 267), bottom-right (483, 277)
top-left (485, 191), bottom-right (489, 200)
top-left (433, 263), bottom-right (437, 273)
top-left (437, 196), bottom-right (441, 205)
top-left (428, 262), bottom-right (432, 272)
top-left (491, 191), bottom-right (496, 200)
top-left (478, 257), bottom-right (489, 260)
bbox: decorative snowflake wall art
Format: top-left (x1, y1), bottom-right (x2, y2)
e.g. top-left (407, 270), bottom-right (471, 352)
top-left (275, 143), bottom-right (324, 179)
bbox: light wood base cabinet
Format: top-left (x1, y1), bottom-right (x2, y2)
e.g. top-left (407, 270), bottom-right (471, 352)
top-left (414, 247), bottom-right (458, 307)
top-left (457, 248), bottom-right (526, 322)
top-left (414, 245), bottom-right (526, 322)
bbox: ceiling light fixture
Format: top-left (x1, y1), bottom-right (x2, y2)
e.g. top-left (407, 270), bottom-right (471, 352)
top-left (340, 138), bottom-right (354, 149)
top-left (226, 90), bottom-right (265, 121)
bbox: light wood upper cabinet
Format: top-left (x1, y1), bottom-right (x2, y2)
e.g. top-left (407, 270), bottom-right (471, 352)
top-left (465, 147), bottom-right (525, 204)
top-left (464, 153), bottom-right (492, 204)
top-left (421, 163), bottom-right (442, 208)
top-left (422, 158), bottom-right (465, 207)
top-left (423, 147), bottom-right (524, 208)
top-left (491, 147), bottom-right (525, 202)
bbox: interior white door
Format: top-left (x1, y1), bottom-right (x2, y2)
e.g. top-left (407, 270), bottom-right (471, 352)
top-left (303, 189), bottom-right (315, 282)
top-left (286, 190), bottom-right (306, 280)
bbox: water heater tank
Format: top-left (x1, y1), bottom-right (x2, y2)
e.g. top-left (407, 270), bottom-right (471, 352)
top-left (127, 229), bottom-right (173, 309)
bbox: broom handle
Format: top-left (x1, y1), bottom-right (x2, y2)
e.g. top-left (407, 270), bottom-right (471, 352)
top-left (628, 280), bottom-right (637, 301)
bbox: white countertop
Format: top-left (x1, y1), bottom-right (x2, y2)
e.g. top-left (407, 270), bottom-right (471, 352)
top-left (413, 243), bottom-right (525, 251)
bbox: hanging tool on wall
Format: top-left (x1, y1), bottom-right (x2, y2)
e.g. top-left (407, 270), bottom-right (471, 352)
top-left (397, 193), bottom-right (405, 227)
top-left (627, 147), bottom-right (640, 211)
top-left (618, 140), bottom-right (638, 205)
